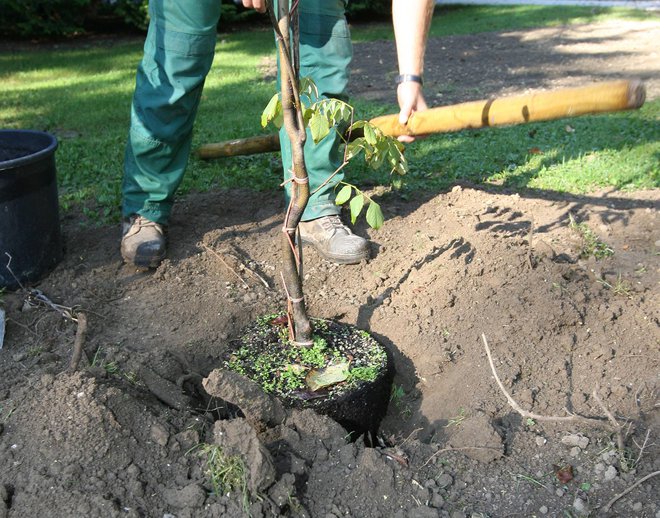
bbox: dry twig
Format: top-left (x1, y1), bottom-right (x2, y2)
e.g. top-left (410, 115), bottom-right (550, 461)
top-left (399, 427), bottom-right (423, 448)
top-left (481, 334), bottom-right (624, 430)
top-left (632, 429), bottom-right (652, 468)
top-left (200, 242), bottom-right (249, 289)
top-left (601, 470), bottom-right (660, 513)
top-left (592, 389), bottom-right (627, 469)
top-left (67, 312), bottom-right (88, 372)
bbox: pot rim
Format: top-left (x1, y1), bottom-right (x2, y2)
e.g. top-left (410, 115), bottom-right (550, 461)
top-left (0, 130), bottom-right (58, 172)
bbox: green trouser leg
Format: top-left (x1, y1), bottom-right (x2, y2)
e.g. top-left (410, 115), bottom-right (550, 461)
top-left (279, 0), bottom-right (353, 221)
top-left (122, 0), bottom-right (221, 225)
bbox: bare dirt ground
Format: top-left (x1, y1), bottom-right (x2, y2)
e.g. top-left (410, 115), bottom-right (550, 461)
top-left (1, 19), bottom-right (659, 518)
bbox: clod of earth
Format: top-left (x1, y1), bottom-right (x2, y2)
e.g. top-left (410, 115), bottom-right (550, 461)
top-left (203, 369), bottom-right (286, 431)
top-left (212, 418), bottom-right (276, 493)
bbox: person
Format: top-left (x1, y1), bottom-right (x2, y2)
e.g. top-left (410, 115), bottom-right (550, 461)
top-left (120, 0), bottom-right (434, 269)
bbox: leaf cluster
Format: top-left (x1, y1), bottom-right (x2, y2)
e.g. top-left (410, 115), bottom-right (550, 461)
top-left (261, 77), bottom-right (407, 230)
top-left (335, 183), bottom-right (384, 229)
top-left (347, 120), bottom-right (407, 176)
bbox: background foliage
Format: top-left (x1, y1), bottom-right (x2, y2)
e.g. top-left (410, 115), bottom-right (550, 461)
top-left (0, 0), bottom-right (392, 38)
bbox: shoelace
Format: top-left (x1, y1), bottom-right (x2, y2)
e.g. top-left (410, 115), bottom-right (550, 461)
top-left (319, 215), bottom-right (349, 234)
top-left (128, 216), bottom-right (164, 236)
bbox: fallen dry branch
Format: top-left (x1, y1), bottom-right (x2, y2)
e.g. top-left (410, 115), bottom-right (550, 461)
top-left (481, 334), bottom-right (619, 429)
top-left (601, 470), bottom-right (660, 513)
top-left (67, 312), bottom-right (88, 372)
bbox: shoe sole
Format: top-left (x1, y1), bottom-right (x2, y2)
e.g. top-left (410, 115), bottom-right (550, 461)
top-left (120, 244), bottom-right (166, 269)
top-left (132, 252), bottom-right (165, 269)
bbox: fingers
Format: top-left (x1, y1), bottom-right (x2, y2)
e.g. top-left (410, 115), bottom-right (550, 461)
top-left (397, 82), bottom-right (428, 143)
top-left (242, 0), bottom-right (267, 13)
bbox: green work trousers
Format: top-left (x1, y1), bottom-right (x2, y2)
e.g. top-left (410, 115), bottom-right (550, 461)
top-left (122, 0), bottom-right (352, 225)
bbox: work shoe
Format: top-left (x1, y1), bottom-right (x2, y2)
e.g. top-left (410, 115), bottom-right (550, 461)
top-left (121, 215), bottom-right (166, 269)
top-left (298, 215), bottom-right (369, 264)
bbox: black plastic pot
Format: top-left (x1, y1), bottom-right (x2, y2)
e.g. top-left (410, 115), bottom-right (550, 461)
top-left (0, 130), bottom-right (63, 289)
top-left (226, 318), bottom-right (394, 437)
top-left (289, 350), bottom-right (394, 438)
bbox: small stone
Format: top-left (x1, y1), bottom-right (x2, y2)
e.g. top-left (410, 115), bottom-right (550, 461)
top-left (602, 450), bottom-right (616, 464)
top-left (535, 436), bottom-right (547, 447)
top-left (555, 488), bottom-right (564, 497)
top-left (150, 423), bottom-right (170, 447)
top-left (573, 497), bottom-right (588, 514)
top-left (430, 493), bottom-right (444, 508)
top-left (437, 474), bottom-right (453, 488)
top-left (539, 505), bottom-right (548, 515)
top-left (570, 446), bottom-right (581, 457)
top-left (632, 502), bottom-right (643, 512)
top-left (594, 462), bottom-right (605, 473)
top-left (561, 434), bottom-right (589, 449)
top-left (12, 352), bottom-right (26, 362)
top-left (604, 465), bottom-right (618, 481)
top-left (451, 185), bottom-right (462, 193)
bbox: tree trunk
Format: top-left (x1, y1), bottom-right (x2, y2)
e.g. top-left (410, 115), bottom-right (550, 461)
top-left (274, 1), bottom-right (312, 346)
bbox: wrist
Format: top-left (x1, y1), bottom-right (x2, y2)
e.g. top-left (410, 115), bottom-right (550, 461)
top-left (396, 73), bottom-right (423, 86)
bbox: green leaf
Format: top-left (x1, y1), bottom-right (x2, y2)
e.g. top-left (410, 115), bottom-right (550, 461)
top-left (364, 123), bottom-right (377, 145)
top-left (346, 139), bottom-right (365, 161)
top-left (335, 184), bottom-right (352, 205)
top-left (299, 76), bottom-right (319, 99)
top-left (349, 194), bottom-right (364, 224)
top-left (309, 110), bottom-right (330, 144)
top-left (261, 93), bottom-right (281, 128)
top-left (303, 106), bottom-right (314, 126)
top-left (306, 362), bottom-right (350, 391)
top-left (366, 200), bottom-right (384, 229)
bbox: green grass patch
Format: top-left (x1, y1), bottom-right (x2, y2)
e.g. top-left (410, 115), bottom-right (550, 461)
top-left (568, 213), bottom-right (615, 260)
top-left (348, 98), bottom-right (660, 195)
top-left (0, 7), bottom-right (657, 226)
top-left (351, 5), bottom-right (654, 42)
top-left (195, 443), bottom-right (250, 511)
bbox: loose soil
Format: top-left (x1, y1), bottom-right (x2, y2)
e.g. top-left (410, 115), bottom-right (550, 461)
top-left (1, 19), bottom-right (659, 518)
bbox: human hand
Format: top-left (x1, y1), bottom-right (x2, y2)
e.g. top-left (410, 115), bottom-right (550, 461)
top-left (397, 81), bottom-right (428, 143)
top-left (242, 0), bottom-right (267, 13)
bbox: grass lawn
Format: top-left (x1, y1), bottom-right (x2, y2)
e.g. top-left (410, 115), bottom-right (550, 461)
top-left (0, 5), bottom-right (657, 224)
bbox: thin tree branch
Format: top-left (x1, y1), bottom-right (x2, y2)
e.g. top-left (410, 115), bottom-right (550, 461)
top-left (601, 470), bottom-right (660, 513)
top-left (481, 334), bottom-right (613, 427)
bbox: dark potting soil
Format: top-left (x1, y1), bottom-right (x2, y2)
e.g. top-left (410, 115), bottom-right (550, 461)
top-left (224, 316), bottom-right (393, 434)
top-left (225, 316), bottom-right (390, 404)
